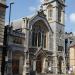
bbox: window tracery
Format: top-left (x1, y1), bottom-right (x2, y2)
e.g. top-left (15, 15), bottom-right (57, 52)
top-left (32, 23), bottom-right (48, 48)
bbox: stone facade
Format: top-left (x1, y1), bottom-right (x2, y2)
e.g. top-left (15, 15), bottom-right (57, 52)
top-left (5, 0), bottom-right (66, 75)
top-left (0, 0), bottom-right (6, 46)
top-left (0, 0), bottom-right (7, 74)
top-left (42, 0), bottom-right (66, 74)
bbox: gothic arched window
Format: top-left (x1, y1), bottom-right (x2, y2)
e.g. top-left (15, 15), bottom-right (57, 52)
top-left (32, 22), bottom-right (47, 48)
top-left (47, 5), bottom-right (53, 20)
top-left (48, 9), bottom-right (53, 18)
top-left (58, 5), bottom-right (62, 22)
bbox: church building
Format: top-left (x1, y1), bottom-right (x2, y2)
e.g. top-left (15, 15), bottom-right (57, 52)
top-left (5, 0), bottom-right (66, 75)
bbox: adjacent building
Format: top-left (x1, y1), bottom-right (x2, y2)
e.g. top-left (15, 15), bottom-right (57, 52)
top-left (4, 25), bottom-right (25, 75)
top-left (65, 32), bottom-right (73, 72)
top-left (69, 41), bottom-right (75, 74)
top-left (65, 32), bottom-right (75, 74)
top-left (0, 0), bottom-right (7, 74)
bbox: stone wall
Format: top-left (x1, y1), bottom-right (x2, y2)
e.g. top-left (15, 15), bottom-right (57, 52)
top-left (0, 6), bottom-right (5, 46)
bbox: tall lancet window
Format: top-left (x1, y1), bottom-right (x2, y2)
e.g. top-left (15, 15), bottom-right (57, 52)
top-left (43, 34), bottom-right (46, 48)
top-left (47, 5), bottom-right (53, 20)
top-left (58, 5), bottom-right (62, 22)
top-left (48, 9), bottom-right (53, 18)
top-left (32, 32), bottom-right (37, 46)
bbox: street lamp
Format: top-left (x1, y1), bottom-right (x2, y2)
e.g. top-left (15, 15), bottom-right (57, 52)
top-left (1, 2), bottom-right (14, 75)
top-left (9, 2), bottom-right (14, 25)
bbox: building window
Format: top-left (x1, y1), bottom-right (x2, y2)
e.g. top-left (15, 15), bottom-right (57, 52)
top-left (47, 4), bottom-right (53, 20)
top-left (32, 31), bottom-right (46, 48)
top-left (13, 37), bottom-right (22, 44)
top-left (38, 32), bottom-right (41, 47)
top-left (58, 5), bottom-right (62, 22)
top-left (43, 34), bottom-right (46, 48)
top-left (31, 22), bottom-right (48, 48)
top-left (32, 32), bottom-right (37, 46)
top-left (48, 9), bottom-right (53, 18)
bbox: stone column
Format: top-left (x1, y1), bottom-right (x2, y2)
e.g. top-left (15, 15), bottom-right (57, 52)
top-left (33, 60), bottom-right (36, 71)
top-left (61, 60), bottom-right (64, 73)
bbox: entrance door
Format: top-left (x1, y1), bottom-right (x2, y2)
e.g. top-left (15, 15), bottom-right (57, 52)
top-left (36, 54), bottom-right (42, 73)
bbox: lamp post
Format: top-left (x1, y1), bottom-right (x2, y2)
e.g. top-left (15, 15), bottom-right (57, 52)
top-left (9, 2), bottom-right (14, 26)
top-left (6, 2), bottom-right (14, 75)
top-left (1, 2), bottom-right (14, 75)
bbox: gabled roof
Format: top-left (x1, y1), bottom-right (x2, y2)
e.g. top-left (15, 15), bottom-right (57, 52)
top-left (34, 47), bottom-right (53, 58)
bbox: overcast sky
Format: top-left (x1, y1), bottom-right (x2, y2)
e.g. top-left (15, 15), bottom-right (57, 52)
top-left (5, 0), bottom-right (75, 33)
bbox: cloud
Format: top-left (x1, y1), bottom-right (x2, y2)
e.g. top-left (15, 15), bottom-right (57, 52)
top-left (39, 0), bottom-right (44, 3)
top-left (70, 13), bottom-right (75, 23)
top-left (28, 4), bottom-right (41, 13)
top-left (28, 0), bottom-right (44, 13)
top-left (29, 6), bottom-right (36, 12)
